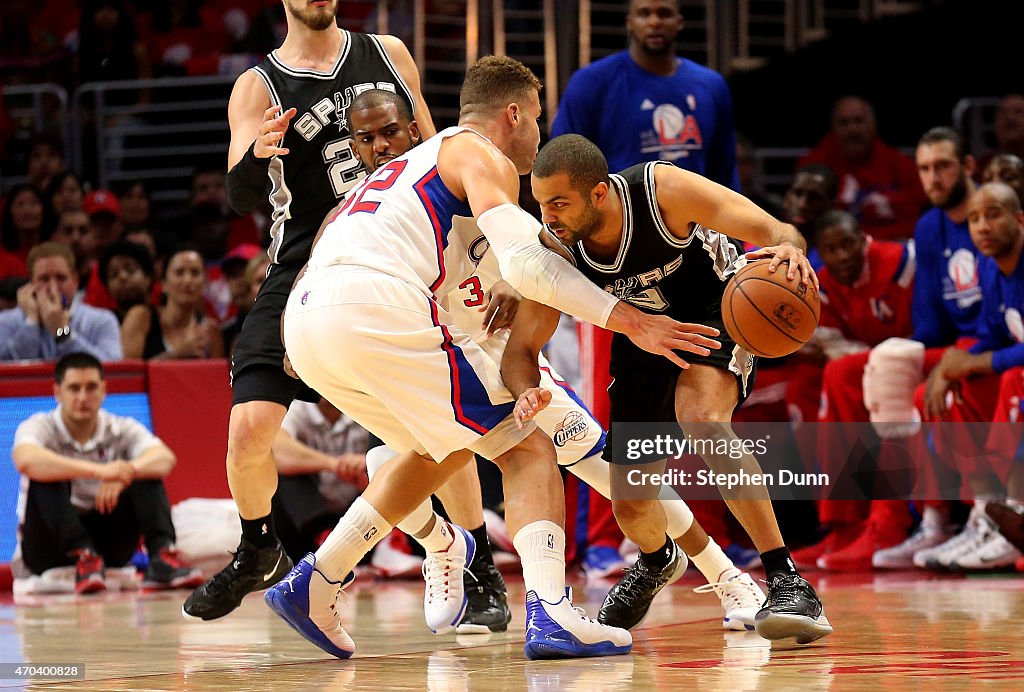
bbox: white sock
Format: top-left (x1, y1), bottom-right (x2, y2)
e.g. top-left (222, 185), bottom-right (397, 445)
top-left (922, 505), bottom-right (944, 531)
top-left (689, 537), bottom-right (736, 583)
top-left (315, 497), bottom-right (392, 581)
top-left (512, 521), bottom-right (566, 602)
top-left (415, 515), bottom-right (455, 553)
top-left (567, 454), bottom-right (694, 538)
top-left (366, 444), bottom-right (436, 536)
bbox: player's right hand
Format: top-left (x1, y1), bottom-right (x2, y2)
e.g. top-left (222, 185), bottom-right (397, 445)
top-left (514, 387), bottom-right (552, 429)
top-left (630, 313), bottom-right (722, 370)
top-left (254, 105), bottom-right (297, 158)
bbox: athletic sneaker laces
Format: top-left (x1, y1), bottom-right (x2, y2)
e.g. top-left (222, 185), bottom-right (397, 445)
top-left (422, 550), bottom-right (468, 608)
top-left (694, 571), bottom-right (764, 610)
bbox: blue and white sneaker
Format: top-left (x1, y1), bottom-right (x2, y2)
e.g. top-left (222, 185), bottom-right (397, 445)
top-left (523, 588), bottom-right (632, 660)
top-left (724, 543), bottom-right (762, 570)
top-left (422, 522), bottom-right (476, 634)
top-left (582, 545), bottom-right (629, 580)
top-left (264, 553), bottom-right (356, 659)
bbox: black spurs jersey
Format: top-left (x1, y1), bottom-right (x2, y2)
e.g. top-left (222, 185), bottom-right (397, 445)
top-left (563, 161), bottom-right (742, 374)
top-left (251, 31), bottom-right (416, 266)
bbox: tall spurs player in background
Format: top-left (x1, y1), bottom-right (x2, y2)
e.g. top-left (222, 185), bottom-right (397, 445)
top-left (183, 0), bottom-right (435, 622)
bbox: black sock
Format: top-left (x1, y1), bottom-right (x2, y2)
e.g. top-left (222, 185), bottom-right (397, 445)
top-left (468, 523), bottom-right (494, 569)
top-left (760, 547), bottom-right (799, 578)
top-left (240, 514), bottom-right (277, 549)
top-left (640, 535), bottom-right (674, 570)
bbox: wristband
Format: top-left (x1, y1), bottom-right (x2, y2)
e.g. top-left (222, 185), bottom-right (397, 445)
top-left (226, 141), bottom-right (272, 213)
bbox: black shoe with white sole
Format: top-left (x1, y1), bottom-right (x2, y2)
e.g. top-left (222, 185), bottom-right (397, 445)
top-left (754, 572), bottom-right (833, 644)
top-left (598, 541), bottom-right (687, 630)
top-left (182, 539), bottom-right (292, 621)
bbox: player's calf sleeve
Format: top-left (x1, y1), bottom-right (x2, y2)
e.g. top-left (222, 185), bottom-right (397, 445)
top-left (365, 445), bottom-right (435, 536)
top-left (566, 454), bottom-right (694, 539)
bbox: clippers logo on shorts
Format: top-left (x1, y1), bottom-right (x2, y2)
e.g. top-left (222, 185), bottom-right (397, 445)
top-left (301, 290), bottom-right (310, 305)
top-left (468, 235), bottom-right (490, 266)
top-left (943, 248), bottom-right (983, 309)
top-left (552, 411), bottom-right (589, 447)
top-left (293, 82), bottom-right (399, 140)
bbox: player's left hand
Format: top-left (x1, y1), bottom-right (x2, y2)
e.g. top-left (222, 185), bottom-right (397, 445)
top-left (480, 280), bottom-right (521, 337)
top-left (514, 386), bottom-right (552, 429)
top-left (745, 245), bottom-right (820, 290)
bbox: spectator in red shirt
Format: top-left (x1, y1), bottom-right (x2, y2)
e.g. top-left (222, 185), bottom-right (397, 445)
top-left (1, 184), bottom-right (55, 263)
top-left (791, 211), bottom-right (917, 571)
top-left (799, 96), bottom-right (926, 242)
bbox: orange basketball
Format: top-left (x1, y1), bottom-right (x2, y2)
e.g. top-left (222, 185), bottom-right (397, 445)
top-left (721, 259), bottom-right (820, 358)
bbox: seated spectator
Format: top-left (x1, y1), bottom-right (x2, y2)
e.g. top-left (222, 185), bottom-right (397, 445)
top-left (799, 95), bottom-right (926, 241)
top-left (98, 240), bottom-right (156, 323)
top-left (0, 242), bottom-right (122, 362)
top-left (736, 132), bottom-right (784, 219)
top-left (977, 94), bottom-right (1024, 174)
top-left (0, 276), bottom-right (28, 310)
top-left (788, 211), bottom-right (916, 571)
top-left (25, 132), bottom-right (67, 192)
top-left (982, 153), bottom-right (1023, 203)
top-left (11, 352), bottom-right (202, 592)
top-left (81, 190), bottom-right (130, 309)
top-left (222, 250), bottom-right (270, 356)
top-left (44, 171), bottom-right (85, 216)
top-left (273, 398), bottom-right (420, 576)
top-left (50, 209), bottom-right (95, 286)
top-left (2, 184), bottom-right (55, 263)
top-left (120, 245), bottom-right (222, 360)
top-left (781, 163), bottom-right (839, 267)
top-left (113, 180), bottom-right (152, 232)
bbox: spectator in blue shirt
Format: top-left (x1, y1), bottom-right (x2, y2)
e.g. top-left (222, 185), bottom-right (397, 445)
top-left (0, 242), bottom-right (122, 362)
top-left (551, 0), bottom-right (739, 189)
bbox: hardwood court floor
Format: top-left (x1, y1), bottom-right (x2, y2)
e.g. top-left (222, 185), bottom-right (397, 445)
top-left (3, 569), bottom-right (1024, 690)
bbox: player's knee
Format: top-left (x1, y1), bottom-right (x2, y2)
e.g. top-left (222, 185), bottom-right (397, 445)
top-left (612, 499), bottom-right (657, 528)
top-left (227, 403), bottom-right (282, 465)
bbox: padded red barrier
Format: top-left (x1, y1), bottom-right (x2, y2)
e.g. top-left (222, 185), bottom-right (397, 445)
top-left (147, 360), bottom-right (233, 503)
top-left (0, 360), bottom-right (147, 397)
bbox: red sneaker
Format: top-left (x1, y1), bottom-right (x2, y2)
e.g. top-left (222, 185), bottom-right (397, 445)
top-left (143, 548), bottom-right (204, 589)
top-left (73, 548), bottom-right (106, 594)
top-left (817, 522), bottom-right (905, 571)
top-left (791, 522), bottom-right (864, 569)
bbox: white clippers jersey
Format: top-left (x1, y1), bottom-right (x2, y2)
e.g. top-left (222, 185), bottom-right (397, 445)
top-left (309, 126), bottom-right (492, 301)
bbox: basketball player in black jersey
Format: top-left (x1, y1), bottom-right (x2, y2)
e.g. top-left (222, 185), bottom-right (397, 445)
top-left (183, 0), bottom-right (435, 621)
top-left (504, 134), bottom-right (833, 644)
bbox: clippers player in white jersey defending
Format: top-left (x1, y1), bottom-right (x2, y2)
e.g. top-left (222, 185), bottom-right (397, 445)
top-left (349, 89), bottom-right (765, 635)
top-left (267, 56), bottom-right (721, 661)
top-left (183, 0), bottom-right (435, 622)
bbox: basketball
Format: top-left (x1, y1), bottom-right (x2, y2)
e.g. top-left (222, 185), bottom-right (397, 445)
top-left (721, 259), bottom-right (820, 358)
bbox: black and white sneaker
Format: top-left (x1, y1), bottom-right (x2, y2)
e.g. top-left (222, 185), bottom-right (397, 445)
top-left (182, 539), bottom-right (292, 621)
top-left (457, 558), bottom-right (511, 634)
top-left (754, 572), bottom-right (833, 644)
top-left (597, 541), bottom-right (688, 630)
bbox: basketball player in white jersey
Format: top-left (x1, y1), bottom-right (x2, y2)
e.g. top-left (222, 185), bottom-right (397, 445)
top-left (348, 88), bottom-right (765, 635)
top-left (267, 56), bottom-right (721, 661)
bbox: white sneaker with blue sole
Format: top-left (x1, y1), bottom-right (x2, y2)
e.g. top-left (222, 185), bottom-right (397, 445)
top-left (423, 523), bottom-right (476, 634)
top-left (524, 588), bottom-right (632, 660)
top-left (264, 553), bottom-right (356, 659)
